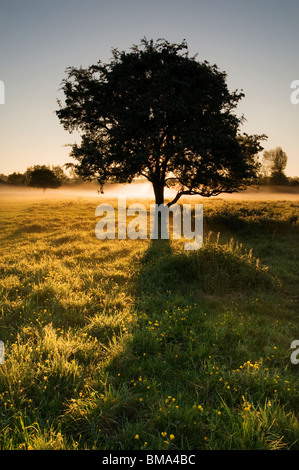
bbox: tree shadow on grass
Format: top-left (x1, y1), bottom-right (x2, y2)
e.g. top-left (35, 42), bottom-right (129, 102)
top-left (134, 237), bottom-right (277, 301)
top-left (58, 234), bottom-right (280, 449)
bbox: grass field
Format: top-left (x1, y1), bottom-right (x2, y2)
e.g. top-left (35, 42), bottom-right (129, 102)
top-left (0, 191), bottom-right (298, 450)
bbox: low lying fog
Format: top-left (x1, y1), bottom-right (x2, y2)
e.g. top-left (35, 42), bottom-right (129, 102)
top-left (1, 181), bottom-right (299, 201)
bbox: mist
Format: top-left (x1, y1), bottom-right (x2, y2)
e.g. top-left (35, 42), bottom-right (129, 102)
top-left (0, 181), bottom-right (298, 202)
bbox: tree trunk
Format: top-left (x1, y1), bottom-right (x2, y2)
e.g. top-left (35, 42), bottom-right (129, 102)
top-left (152, 181), bottom-right (164, 206)
top-left (152, 181), bottom-right (165, 239)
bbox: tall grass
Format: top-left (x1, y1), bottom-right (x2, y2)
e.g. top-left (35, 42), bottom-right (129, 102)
top-left (0, 196), bottom-right (298, 449)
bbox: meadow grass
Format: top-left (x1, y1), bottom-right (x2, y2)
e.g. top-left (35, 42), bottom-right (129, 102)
top-left (0, 194), bottom-right (298, 450)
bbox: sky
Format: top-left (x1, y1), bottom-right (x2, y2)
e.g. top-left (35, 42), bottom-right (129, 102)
top-left (0, 0), bottom-right (298, 176)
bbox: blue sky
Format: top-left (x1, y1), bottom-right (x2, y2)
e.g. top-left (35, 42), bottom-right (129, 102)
top-left (0, 0), bottom-right (298, 176)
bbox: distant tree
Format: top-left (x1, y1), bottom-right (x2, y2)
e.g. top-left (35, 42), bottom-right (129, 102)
top-left (25, 164), bottom-right (68, 185)
top-left (27, 167), bottom-right (61, 191)
top-left (7, 172), bottom-right (26, 186)
top-left (270, 171), bottom-right (289, 185)
top-left (56, 38), bottom-right (267, 205)
top-left (262, 147), bottom-right (288, 184)
top-left (0, 173), bottom-right (8, 182)
top-left (25, 165), bottom-right (48, 184)
top-left (51, 165), bottom-right (69, 183)
top-left (289, 176), bottom-right (299, 187)
top-left (65, 165), bottom-right (85, 184)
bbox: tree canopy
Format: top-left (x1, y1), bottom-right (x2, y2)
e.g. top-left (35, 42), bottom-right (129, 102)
top-left (7, 172), bottom-right (26, 186)
top-left (262, 147), bottom-right (288, 175)
top-left (56, 38), bottom-right (267, 205)
top-left (27, 167), bottom-right (61, 190)
top-left (262, 147), bottom-right (288, 185)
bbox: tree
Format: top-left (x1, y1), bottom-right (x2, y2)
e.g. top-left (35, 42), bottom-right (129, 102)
top-left (0, 174), bottom-right (8, 183)
top-left (56, 38), bottom-right (267, 205)
top-left (25, 165), bottom-right (68, 184)
top-left (65, 165), bottom-right (85, 184)
top-left (51, 165), bottom-right (69, 183)
top-left (27, 167), bottom-right (61, 191)
top-left (7, 172), bottom-right (26, 186)
top-left (262, 147), bottom-right (288, 185)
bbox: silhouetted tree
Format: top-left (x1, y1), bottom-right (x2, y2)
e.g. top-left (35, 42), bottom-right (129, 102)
top-left (262, 147), bottom-right (288, 185)
top-left (56, 38), bottom-right (266, 205)
top-left (7, 172), bottom-right (26, 186)
top-left (27, 167), bottom-right (61, 191)
top-left (270, 171), bottom-right (289, 185)
top-left (51, 165), bottom-right (69, 183)
top-left (289, 176), bottom-right (299, 187)
top-left (0, 174), bottom-right (8, 183)
top-left (64, 165), bottom-right (85, 184)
